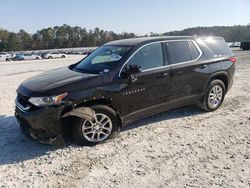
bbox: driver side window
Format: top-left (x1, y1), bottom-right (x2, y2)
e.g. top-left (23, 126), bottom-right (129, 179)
top-left (126, 43), bottom-right (164, 71)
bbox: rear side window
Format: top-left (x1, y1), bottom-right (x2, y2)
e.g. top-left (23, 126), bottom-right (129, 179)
top-left (189, 41), bottom-right (200, 59)
top-left (167, 41), bottom-right (192, 64)
top-left (202, 38), bottom-right (232, 56)
top-left (127, 43), bottom-right (164, 70)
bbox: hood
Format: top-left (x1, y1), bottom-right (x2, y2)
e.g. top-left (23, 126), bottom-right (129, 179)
top-left (17, 67), bottom-right (100, 97)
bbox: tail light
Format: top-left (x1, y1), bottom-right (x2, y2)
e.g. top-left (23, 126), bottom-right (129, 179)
top-left (229, 57), bottom-right (237, 63)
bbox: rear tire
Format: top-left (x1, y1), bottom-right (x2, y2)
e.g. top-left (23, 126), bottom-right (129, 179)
top-left (48, 56), bottom-right (52, 59)
top-left (199, 79), bottom-right (226, 112)
top-left (72, 105), bottom-right (120, 146)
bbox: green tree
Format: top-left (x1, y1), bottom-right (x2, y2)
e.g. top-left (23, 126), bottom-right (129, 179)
top-left (7, 33), bottom-right (20, 51)
top-left (31, 32), bottom-right (42, 50)
top-left (3, 24), bottom-right (250, 52)
top-left (18, 29), bottom-right (31, 50)
top-left (0, 29), bottom-right (9, 51)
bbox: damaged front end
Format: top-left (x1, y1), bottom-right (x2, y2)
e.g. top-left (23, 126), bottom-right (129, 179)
top-left (15, 97), bottom-right (95, 148)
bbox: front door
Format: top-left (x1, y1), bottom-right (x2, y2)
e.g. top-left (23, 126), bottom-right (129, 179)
top-left (117, 42), bottom-right (170, 117)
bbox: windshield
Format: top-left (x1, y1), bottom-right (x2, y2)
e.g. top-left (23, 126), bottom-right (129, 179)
top-left (74, 45), bottom-right (131, 74)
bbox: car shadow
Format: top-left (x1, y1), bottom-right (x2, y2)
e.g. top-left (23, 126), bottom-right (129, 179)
top-left (0, 105), bottom-right (204, 165)
top-left (121, 105), bottom-right (204, 132)
top-left (0, 115), bottom-right (54, 165)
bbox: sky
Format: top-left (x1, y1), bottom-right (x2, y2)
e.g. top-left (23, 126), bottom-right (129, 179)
top-left (0, 0), bottom-right (249, 35)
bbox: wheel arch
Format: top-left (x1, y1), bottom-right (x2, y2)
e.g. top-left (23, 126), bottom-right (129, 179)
top-left (205, 71), bottom-right (229, 93)
top-left (74, 98), bottom-right (123, 128)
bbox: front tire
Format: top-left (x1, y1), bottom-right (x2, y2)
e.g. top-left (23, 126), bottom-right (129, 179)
top-left (199, 79), bottom-right (226, 112)
top-left (72, 105), bottom-right (120, 146)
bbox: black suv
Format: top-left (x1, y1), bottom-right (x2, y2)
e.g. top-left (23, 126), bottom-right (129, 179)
top-left (15, 36), bottom-right (236, 146)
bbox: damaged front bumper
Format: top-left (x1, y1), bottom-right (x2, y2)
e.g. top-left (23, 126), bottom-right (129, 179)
top-left (15, 100), bottom-right (95, 148)
top-left (15, 104), bottom-right (65, 147)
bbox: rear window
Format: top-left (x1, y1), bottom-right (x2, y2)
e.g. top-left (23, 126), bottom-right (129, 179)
top-left (167, 41), bottom-right (192, 64)
top-left (202, 38), bottom-right (232, 56)
top-left (189, 41), bottom-right (200, 59)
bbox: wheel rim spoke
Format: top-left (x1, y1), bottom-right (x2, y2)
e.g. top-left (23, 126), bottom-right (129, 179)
top-left (91, 133), bottom-right (96, 140)
top-left (102, 118), bottom-right (110, 126)
top-left (97, 132), bottom-right (101, 141)
top-left (100, 131), bottom-right (110, 137)
top-left (102, 126), bottom-right (112, 131)
top-left (96, 114), bottom-right (105, 123)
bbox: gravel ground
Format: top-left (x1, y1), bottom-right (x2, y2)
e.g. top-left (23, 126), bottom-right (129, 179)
top-left (0, 51), bottom-right (250, 188)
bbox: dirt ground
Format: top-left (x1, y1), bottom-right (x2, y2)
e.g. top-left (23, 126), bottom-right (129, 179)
top-left (0, 51), bottom-right (250, 188)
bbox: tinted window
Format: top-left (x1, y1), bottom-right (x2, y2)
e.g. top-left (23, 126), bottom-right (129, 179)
top-left (189, 41), bottom-right (200, 59)
top-left (127, 43), bottom-right (164, 70)
top-left (201, 38), bottom-right (232, 56)
top-left (167, 41), bottom-right (192, 64)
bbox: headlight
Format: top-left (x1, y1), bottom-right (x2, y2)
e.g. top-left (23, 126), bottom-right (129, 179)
top-left (28, 92), bottom-right (68, 107)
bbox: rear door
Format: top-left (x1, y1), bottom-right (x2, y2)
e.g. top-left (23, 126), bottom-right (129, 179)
top-left (164, 40), bottom-right (209, 102)
top-left (118, 42), bottom-right (170, 116)
top-left (52, 52), bottom-right (59, 58)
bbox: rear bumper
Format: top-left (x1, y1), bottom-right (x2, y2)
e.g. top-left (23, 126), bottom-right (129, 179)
top-left (15, 104), bottom-right (65, 145)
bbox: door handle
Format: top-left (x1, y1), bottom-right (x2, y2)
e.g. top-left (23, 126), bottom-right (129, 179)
top-left (199, 64), bottom-right (207, 69)
top-left (159, 72), bottom-right (169, 77)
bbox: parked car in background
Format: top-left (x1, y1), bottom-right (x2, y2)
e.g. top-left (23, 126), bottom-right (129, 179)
top-left (229, 42), bottom-right (241, 48)
top-left (64, 51), bottom-right (73, 55)
top-left (73, 51), bottom-right (84, 55)
top-left (14, 53), bottom-right (42, 61)
top-left (0, 52), bottom-right (12, 61)
top-left (83, 50), bottom-right (93, 56)
top-left (0, 54), bottom-right (7, 62)
top-left (43, 52), bottom-right (67, 59)
top-left (41, 52), bottom-right (49, 59)
top-left (31, 52), bottom-right (42, 57)
top-left (8, 53), bottom-right (16, 60)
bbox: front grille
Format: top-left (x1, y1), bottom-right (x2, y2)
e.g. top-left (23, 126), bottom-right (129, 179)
top-left (17, 94), bottom-right (28, 106)
top-left (16, 94), bottom-right (31, 112)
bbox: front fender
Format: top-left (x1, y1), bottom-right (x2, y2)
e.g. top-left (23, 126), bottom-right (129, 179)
top-left (62, 107), bottom-right (95, 121)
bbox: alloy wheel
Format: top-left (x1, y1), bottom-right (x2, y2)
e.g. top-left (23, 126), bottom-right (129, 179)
top-left (81, 113), bottom-right (112, 142)
top-left (208, 85), bottom-right (223, 109)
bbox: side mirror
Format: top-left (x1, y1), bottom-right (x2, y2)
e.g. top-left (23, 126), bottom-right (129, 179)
top-left (122, 64), bottom-right (142, 82)
top-left (126, 64), bottom-right (142, 75)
